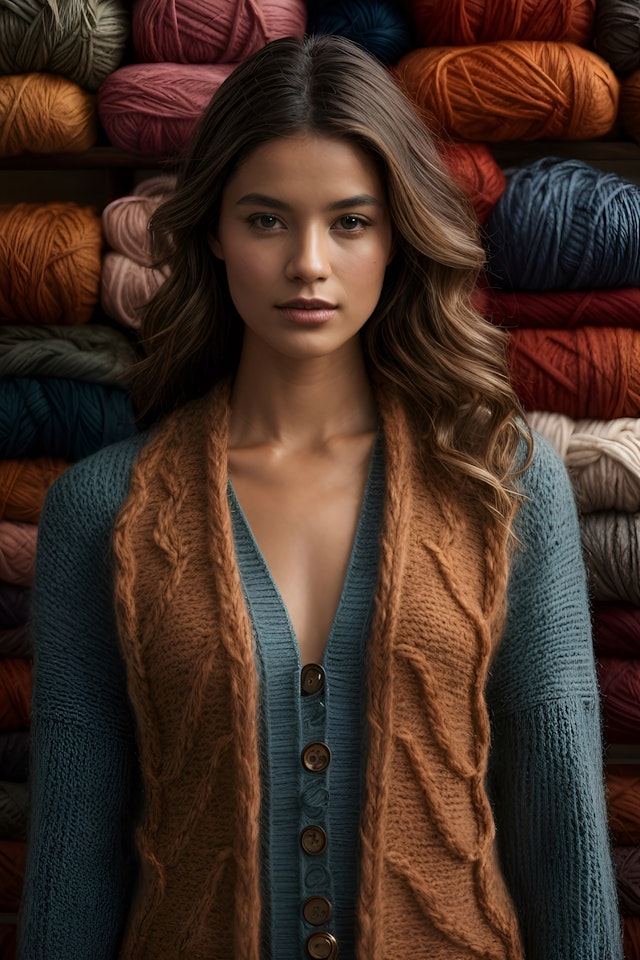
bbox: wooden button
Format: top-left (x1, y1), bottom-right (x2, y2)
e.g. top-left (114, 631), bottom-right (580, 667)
top-left (300, 825), bottom-right (328, 856)
top-left (301, 663), bottom-right (325, 695)
top-left (303, 895), bottom-right (332, 926)
top-left (305, 931), bottom-right (338, 959)
top-left (301, 741), bottom-right (331, 773)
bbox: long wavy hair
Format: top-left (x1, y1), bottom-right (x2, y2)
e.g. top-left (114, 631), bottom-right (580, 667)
top-left (130, 34), bottom-right (531, 531)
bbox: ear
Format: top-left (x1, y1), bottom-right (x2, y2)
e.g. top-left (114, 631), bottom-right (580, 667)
top-left (208, 233), bottom-right (224, 260)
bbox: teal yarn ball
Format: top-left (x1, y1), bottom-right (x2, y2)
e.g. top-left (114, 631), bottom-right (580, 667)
top-left (0, 377), bottom-right (136, 460)
top-left (486, 158), bottom-right (640, 291)
top-left (308, 0), bottom-right (412, 63)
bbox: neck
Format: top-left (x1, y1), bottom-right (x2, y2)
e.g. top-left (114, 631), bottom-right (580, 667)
top-left (228, 336), bottom-right (377, 450)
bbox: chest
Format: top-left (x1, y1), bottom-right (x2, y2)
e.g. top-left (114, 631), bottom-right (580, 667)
top-left (228, 439), bottom-right (375, 665)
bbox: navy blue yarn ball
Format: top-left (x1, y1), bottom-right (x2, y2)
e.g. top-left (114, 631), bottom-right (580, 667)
top-left (485, 157), bottom-right (640, 291)
top-left (308, 0), bottom-right (413, 64)
top-left (0, 377), bottom-right (137, 460)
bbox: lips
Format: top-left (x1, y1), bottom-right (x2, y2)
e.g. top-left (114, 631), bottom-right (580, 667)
top-left (275, 297), bottom-right (337, 325)
top-left (277, 298), bottom-right (337, 309)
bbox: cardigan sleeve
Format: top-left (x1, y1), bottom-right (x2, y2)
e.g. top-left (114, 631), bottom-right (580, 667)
top-left (485, 432), bottom-right (623, 960)
top-left (18, 439), bottom-right (144, 960)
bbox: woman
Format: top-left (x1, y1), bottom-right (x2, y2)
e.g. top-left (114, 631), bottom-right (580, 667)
top-left (19, 34), bottom-right (621, 960)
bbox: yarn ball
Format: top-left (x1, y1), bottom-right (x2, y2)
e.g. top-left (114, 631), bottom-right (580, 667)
top-left (526, 412), bottom-right (640, 512)
top-left (0, 840), bottom-right (26, 912)
top-left (479, 287), bottom-right (640, 329)
top-left (308, 0), bottom-right (412, 64)
top-left (102, 176), bottom-right (177, 265)
top-left (410, 0), bottom-right (595, 46)
top-left (0, 732), bottom-right (29, 782)
top-left (0, 626), bottom-right (30, 659)
top-left (0, 458), bottom-right (71, 524)
top-left (0, 660), bottom-right (31, 732)
top-left (98, 62), bottom-right (236, 158)
top-left (0, 782), bottom-right (28, 842)
top-left (0, 522), bottom-right (37, 587)
top-left (508, 327), bottom-right (640, 419)
top-left (0, 324), bottom-right (137, 387)
top-left (101, 252), bottom-right (168, 329)
top-left (581, 513), bottom-right (640, 605)
top-left (486, 158), bottom-right (640, 291)
top-left (0, 584), bottom-right (30, 630)
top-left (620, 68), bottom-right (640, 143)
top-left (0, 0), bottom-right (129, 92)
top-left (0, 377), bottom-right (136, 460)
top-left (439, 142), bottom-right (506, 225)
top-left (0, 204), bottom-right (102, 325)
top-left (0, 73), bottom-right (97, 157)
top-left (607, 765), bottom-right (640, 843)
top-left (593, 603), bottom-right (640, 658)
top-left (624, 916), bottom-right (640, 958)
top-left (595, 0), bottom-right (640, 76)
top-left (613, 845), bottom-right (640, 916)
top-left (132, 0), bottom-right (306, 64)
top-left (599, 658), bottom-right (640, 742)
top-left (395, 42), bottom-right (619, 141)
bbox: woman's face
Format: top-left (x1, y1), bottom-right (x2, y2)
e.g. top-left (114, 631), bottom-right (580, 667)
top-left (210, 132), bottom-right (393, 364)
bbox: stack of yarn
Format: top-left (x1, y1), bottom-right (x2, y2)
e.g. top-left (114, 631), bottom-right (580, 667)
top-left (398, 0), bottom-right (619, 141)
top-left (97, 0), bottom-right (307, 159)
top-left (0, 0), bottom-right (128, 157)
top-left (483, 148), bottom-right (640, 959)
top-left (0, 201), bottom-right (137, 948)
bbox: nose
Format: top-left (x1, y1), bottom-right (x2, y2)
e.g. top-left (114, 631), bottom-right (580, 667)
top-left (285, 225), bottom-right (330, 283)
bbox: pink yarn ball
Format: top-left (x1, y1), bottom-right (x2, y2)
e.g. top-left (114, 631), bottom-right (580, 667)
top-left (97, 62), bottom-right (237, 158)
top-left (101, 252), bottom-right (168, 329)
top-left (132, 0), bottom-right (307, 64)
top-left (0, 522), bottom-right (37, 587)
top-left (102, 176), bottom-right (176, 266)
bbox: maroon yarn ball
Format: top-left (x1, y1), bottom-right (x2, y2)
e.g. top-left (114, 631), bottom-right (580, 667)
top-left (592, 603), bottom-right (640, 658)
top-left (98, 62), bottom-right (237, 158)
top-left (132, 0), bottom-right (307, 64)
top-left (479, 286), bottom-right (640, 329)
top-left (598, 657), bottom-right (640, 744)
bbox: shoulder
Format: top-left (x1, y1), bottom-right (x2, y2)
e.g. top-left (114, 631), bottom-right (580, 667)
top-left (39, 429), bottom-right (153, 542)
top-left (512, 427), bottom-right (581, 553)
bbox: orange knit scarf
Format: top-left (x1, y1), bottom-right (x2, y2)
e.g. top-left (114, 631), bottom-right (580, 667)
top-left (112, 378), bottom-right (525, 959)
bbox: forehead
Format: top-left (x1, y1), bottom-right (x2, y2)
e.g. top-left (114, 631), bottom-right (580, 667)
top-left (223, 133), bottom-right (387, 202)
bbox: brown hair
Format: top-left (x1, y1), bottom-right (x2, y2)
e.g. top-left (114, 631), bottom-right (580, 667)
top-left (130, 34), bottom-right (531, 529)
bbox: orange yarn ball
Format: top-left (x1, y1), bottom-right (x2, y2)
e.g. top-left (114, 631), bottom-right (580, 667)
top-left (0, 459), bottom-right (70, 524)
top-left (410, 0), bottom-right (595, 46)
top-left (396, 42), bottom-right (620, 140)
top-left (0, 73), bottom-right (97, 157)
top-left (439, 141), bottom-right (506, 224)
top-left (620, 68), bottom-right (640, 143)
top-left (0, 204), bottom-right (102, 325)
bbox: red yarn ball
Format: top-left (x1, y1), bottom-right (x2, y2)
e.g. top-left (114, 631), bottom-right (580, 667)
top-left (439, 141), bottom-right (506, 224)
top-left (598, 658), bottom-right (640, 744)
top-left (98, 62), bottom-right (237, 158)
top-left (132, 0), bottom-right (307, 64)
top-left (479, 286), bottom-right (640, 329)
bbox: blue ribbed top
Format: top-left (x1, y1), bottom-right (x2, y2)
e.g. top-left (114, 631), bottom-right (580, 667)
top-left (228, 435), bottom-right (384, 958)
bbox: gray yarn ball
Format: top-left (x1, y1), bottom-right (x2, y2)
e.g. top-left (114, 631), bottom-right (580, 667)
top-left (595, 0), bottom-right (640, 76)
top-left (0, 0), bottom-right (129, 92)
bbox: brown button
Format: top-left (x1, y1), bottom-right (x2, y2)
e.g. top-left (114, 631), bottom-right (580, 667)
top-left (301, 741), bottom-right (331, 773)
top-left (300, 825), bottom-right (328, 856)
top-left (303, 895), bottom-right (332, 926)
top-left (305, 931), bottom-right (338, 959)
top-left (301, 663), bottom-right (325, 695)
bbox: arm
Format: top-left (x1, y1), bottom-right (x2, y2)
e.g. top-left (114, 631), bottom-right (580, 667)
top-left (18, 440), bottom-right (144, 959)
top-left (486, 433), bottom-right (623, 960)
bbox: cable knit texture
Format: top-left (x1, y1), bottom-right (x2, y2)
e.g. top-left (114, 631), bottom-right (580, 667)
top-left (109, 378), bottom-right (522, 958)
top-left (19, 380), bottom-right (623, 959)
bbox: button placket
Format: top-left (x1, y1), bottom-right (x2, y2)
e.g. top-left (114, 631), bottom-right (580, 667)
top-left (299, 664), bottom-right (336, 950)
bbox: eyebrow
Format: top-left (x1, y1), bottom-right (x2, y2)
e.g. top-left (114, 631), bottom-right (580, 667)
top-left (235, 193), bottom-right (384, 211)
